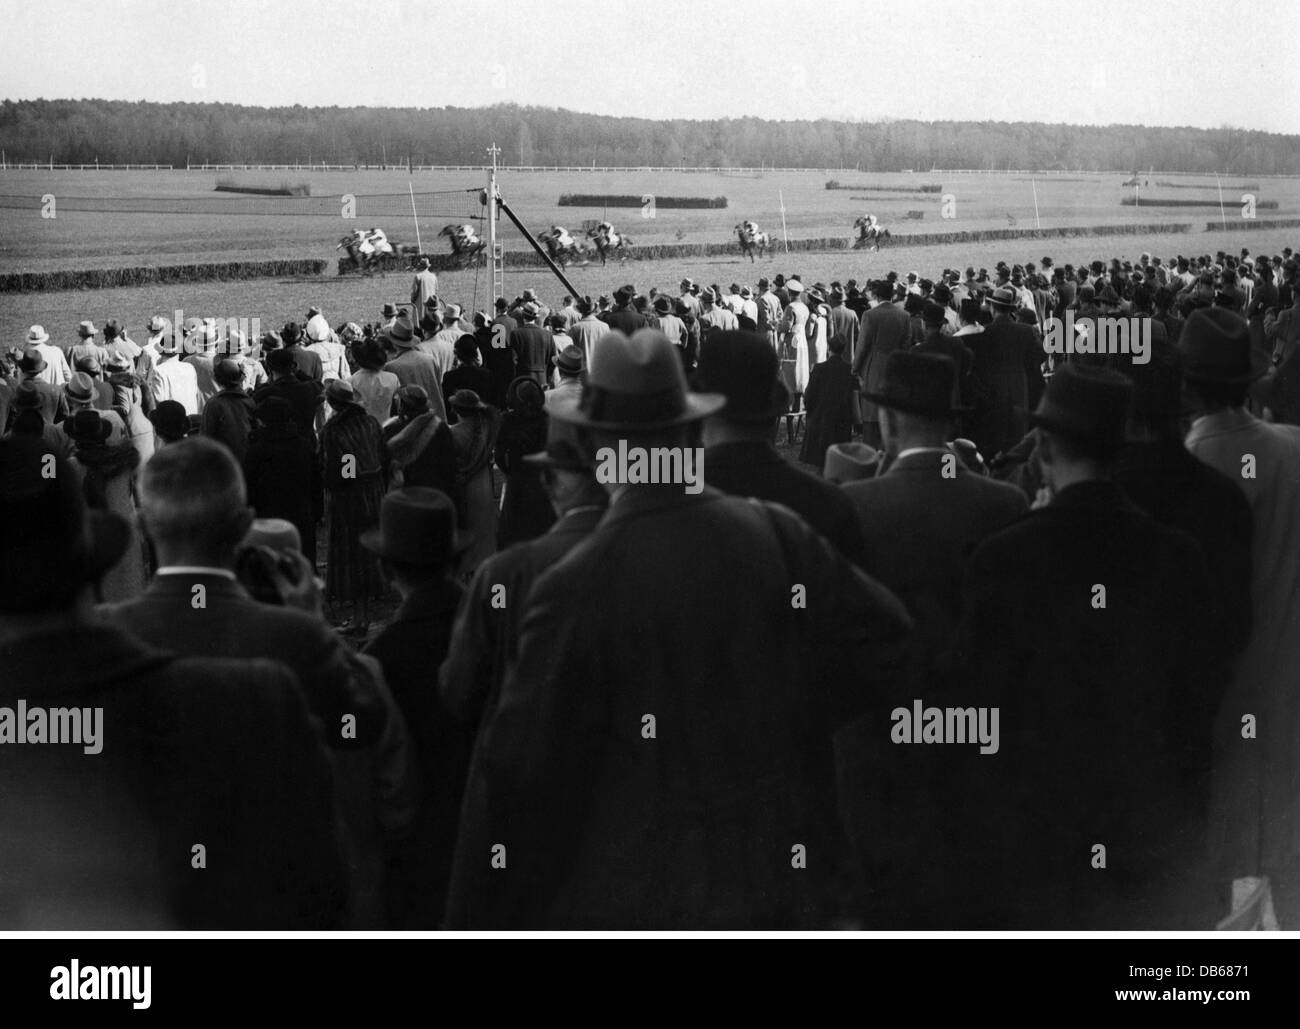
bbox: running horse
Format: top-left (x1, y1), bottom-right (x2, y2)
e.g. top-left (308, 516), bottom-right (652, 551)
top-left (852, 217), bottom-right (892, 251)
top-left (537, 229), bottom-right (590, 269)
top-left (735, 223), bottom-right (773, 262)
top-left (337, 233), bottom-right (385, 275)
top-left (438, 224), bottom-right (487, 268)
top-left (586, 226), bottom-right (633, 266)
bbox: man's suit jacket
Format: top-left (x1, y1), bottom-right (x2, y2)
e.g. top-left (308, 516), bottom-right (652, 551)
top-left (704, 440), bottom-right (868, 567)
top-left (842, 449), bottom-right (1026, 682)
top-left (253, 376), bottom-right (324, 446)
top-left (364, 576), bottom-right (473, 927)
top-left (100, 572), bottom-right (380, 746)
top-left (1, 623), bottom-right (347, 929)
top-left (853, 302), bottom-right (912, 423)
top-left (440, 506), bottom-right (607, 726)
top-left (1186, 408), bottom-right (1300, 875)
top-left (444, 486), bottom-right (911, 929)
top-left (952, 481), bottom-right (1228, 928)
top-left (963, 314), bottom-right (1042, 460)
top-left (604, 305), bottom-right (647, 337)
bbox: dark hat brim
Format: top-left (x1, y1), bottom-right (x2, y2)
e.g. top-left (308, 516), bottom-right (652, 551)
top-left (359, 527), bottom-right (470, 564)
top-left (522, 448), bottom-right (592, 471)
top-left (863, 391), bottom-right (970, 417)
top-left (546, 390), bottom-right (726, 431)
top-left (1181, 345), bottom-right (1271, 385)
top-left (1025, 410), bottom-right (1125, 452)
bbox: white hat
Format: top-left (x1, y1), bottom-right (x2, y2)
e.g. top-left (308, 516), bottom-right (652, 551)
top-left (305, 314), bottom-right (331, 342)
top-left (786, 279), bottom-right (805, 294)
top-left (27, 325), bottom-right (49, 345)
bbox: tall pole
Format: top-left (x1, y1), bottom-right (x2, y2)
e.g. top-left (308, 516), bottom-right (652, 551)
top-left (408, 181), bottom-right (423, 255)
top-left (487, 142), bottom-right (502, 305)
top-left (778, 190), bottom-right (790, 253)
top-left (1216, 171), bottom-right (1227, 230)
top-left (1031, 178), bottom-right (1041, 230)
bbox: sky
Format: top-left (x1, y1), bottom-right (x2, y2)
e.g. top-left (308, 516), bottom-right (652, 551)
top-left (2, 0), bottom-right (1298, 134)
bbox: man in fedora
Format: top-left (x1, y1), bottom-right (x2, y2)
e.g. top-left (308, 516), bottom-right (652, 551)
top-left (440, 419), bottom-right (607, 727)
top-left (952, 363), bottom-right (1225, 928)
top-left (853, 278), bottom-right (912, 449)
top-left (200, 358), bottom-right (256, 463)
top-left (2, 436), bottom-right (347, 928)
top-left (25, 325), bottom-right (69, 386)
top-left (445, 328), bottom-right (911, 929)
top-left (844, 351), bottom-right (1026, 667)
top-left (1181, 308), bottom-right (1300, 927)
top-left (254, 347), bottom-right (325, 446)
top-left (603, 284), bottom-right (646, 336)
top-left (835, 352), bottom-right (1026, 924)
top-left (382, 314), bottom-right (447, 422)
top-left (962, 283), bottom-right (1044, 463)
top-left (422, 304), bottom-right (469, 382)
top-left (508, 302), bottom-right (553, 387)
top-left (14, 347), bottom-right (66, 424)
top-left (696, 330), bottom-right (866, 567)
top-left (545, 344), bottom-right (585, 410)
top-left (361, 487), bottom-right (475, 927)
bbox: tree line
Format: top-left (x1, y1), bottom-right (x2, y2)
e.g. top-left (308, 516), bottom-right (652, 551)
top-left (2, 99), bottom-right (1297, 174)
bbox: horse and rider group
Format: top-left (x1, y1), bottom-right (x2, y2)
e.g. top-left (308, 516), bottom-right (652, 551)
top-left (339, 211), bottom-right (889, 274)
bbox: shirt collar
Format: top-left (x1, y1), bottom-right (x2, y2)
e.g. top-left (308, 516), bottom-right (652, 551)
top-left (155, 566), bottom-right (237, 581)
top-left (896, 446), bottom-right (952, 461)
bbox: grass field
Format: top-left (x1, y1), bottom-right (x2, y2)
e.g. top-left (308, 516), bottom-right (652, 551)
top-left (2, 168), bottom-right (1297, 346)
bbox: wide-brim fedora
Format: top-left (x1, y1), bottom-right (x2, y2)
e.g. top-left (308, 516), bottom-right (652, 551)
top-left (1179, 307), bottom-right (1269, 384)
top-left (1025, 362), bottom-right (1132, 454)
top-left (548, 328), bottom-right (726, 431)
top-left (360, 486), bottom-right (469, 565)
top-left (864, 351), bottom-right (970, 418)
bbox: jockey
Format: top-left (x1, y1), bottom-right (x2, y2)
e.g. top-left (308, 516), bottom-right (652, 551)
top-left (454, 224), bottom-right (479, 249)
top-left (553, 225), bottom-right (575, 249)
top-left (596, 221), bottom-right (614, 244)
top-left (742, 220), bottom-right (758, 240)
top-left (353, 228), bottom-right (375, 256)
top-left (366, 227), bottom-right (393, 255)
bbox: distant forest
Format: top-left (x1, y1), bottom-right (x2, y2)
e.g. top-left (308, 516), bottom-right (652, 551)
top-left (2, 99), bottom-right (1298, 174)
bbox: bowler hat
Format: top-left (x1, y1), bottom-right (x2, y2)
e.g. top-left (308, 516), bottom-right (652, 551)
top-left (0, 437), bottom-right (131, 613)
top-left (148, 399), bottom-right (191, 440)
top-left (382, 303), bottom-right (399, 318)
top-left (361, 487), bottom-right (465, 565)
top-left (549, 329), bottom-right (725, 431)
top-left (1179, 308), bottom-right (1267, 384)
top-left (693, 330), bottom-right (788, 423)
top-left (1026, 363), bottom-right (1132, 456)
top-left (18, 347), bottom-right (46, 375)
top-left (215, 358), bottom-right (244, 388)
top-left (66, 408), bottom-right (113, 444)
top-left (823, 442), bottom-right (881, 484)
top-left (865, 351), bottom-right (966, 418)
